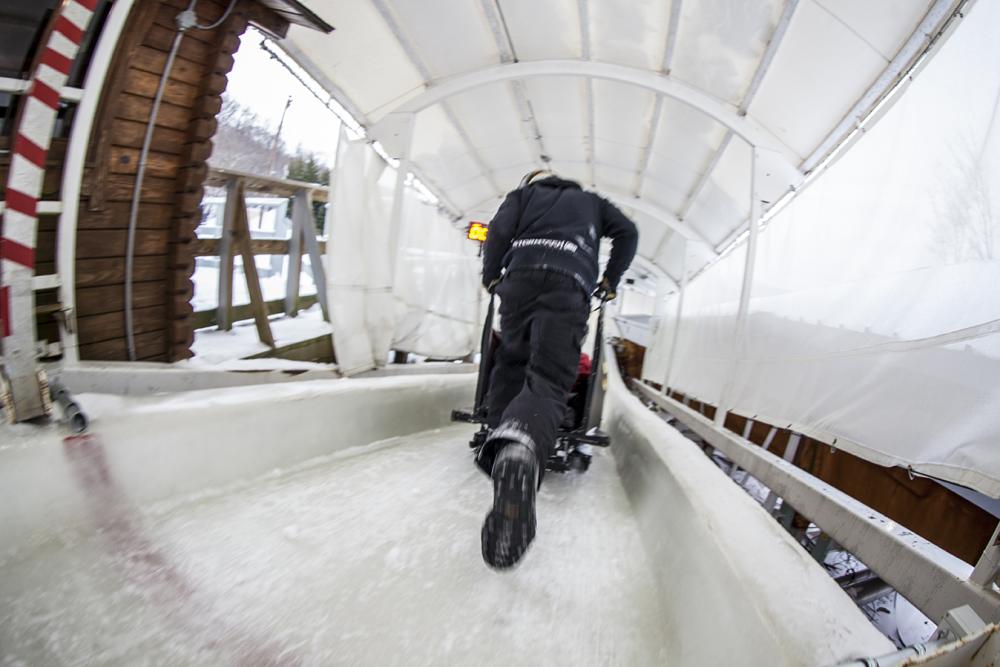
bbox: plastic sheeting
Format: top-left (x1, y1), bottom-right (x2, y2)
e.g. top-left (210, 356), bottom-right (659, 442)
top-left (644, 2), bottom-right (1000, 498)
top-left (392, 193), bottom-right (481, 359)
top-left (327, 136), bottom-right (481, 374)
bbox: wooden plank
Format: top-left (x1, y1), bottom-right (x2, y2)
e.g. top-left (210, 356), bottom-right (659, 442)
top-left (75, 281), bottom-right (167, 316)
top-left (77, 255), bottom-right (166, 288)
top-left (122, 64), bottom-right (201, 108)
top-left (116, 92), bottom-right (191, 130)
top-left (192, 238), bottom-right (328, 256)
top-left (191, 293), bottom-right (319, 330)
top-left (109, 118), bottom-right (187, 155)
top-left (233, 181), bottom-right (275, 347)
top-left (77, 202), bottom-right (175, 230)
top-left (245, 333), bottom-right (335, 364)
top-left (217, 178), bottom-right (237, 329)
top-left (144, 24), bottom-right (218, 64)
top-left (130, 45), bottom-right (205, 86)
top-left (205, 167), bottom-right (330, 203)
top-left (79, 330), bottom-right (166, 361)
top-left (102, 173), bottom-right (178, 204)
top-left (77, 304), bottom-right (166, 345)
top-left (108, 145), bottom-right (180, 179)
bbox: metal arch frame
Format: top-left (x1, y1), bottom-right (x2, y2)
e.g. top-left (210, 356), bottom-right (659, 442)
top-left (369, 59), bottom-right (803, 169)
top-left (59, 0), bottom-right (138, 365)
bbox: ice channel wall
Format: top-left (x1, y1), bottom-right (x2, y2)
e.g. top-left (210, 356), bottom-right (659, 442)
top-left (603, 346), bottom-right (895, 665)
top-left (0, 374), bottom-right (475, 557)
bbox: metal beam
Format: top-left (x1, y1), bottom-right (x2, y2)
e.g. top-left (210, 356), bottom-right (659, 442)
top-left (800, 0), bottom-right (961, 174)
top-left (662, 0), bottom-right (684, 75)
top-left (371, 60), bottom-right (802, 167)
top-left (633, 381), bottom-right (1000, 626)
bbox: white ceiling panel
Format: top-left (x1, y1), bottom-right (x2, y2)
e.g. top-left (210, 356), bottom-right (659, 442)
top-left (670, 0), bottom-right (783, 105)
top-left (285, 1), bottom-right (424, 118)
top-left (645, 96), bottom-right (728, 208)
top-left (589, 0), bottom-right (674, 70)
top-left (747, 0), bottom-right (890, 159)
top-left (411, 105), bottom-right (482, 186)
top-left (685, 139), bottom-right (751, 246)
top-left (499, 0), bottom-right (581, 61)
top-left (382, 0), bottom-right (499, 79)
top-left (593, 80), bottom-right (654, 150)
top-left (594, 162), bottom-right (640, 195)
top-left (812, 0), bottom-right (931, 61)
top-left (640, 173), bottom-right (690, 217)
top-left (445, 174), bottom-right (497, 211)
top-left (447, 83), bottom-right (528, 155)
top-left (522, 77), bottom-right (588, 163)
top-left (594, 139), bottom-right (642, 173)
top-left (629, 210), bottom-right (672, 259)
top-left (283, 0), bottom-right (944, 279)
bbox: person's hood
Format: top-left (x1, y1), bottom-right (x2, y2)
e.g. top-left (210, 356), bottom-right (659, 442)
top-left (533, 175), bottom-right (582, 190)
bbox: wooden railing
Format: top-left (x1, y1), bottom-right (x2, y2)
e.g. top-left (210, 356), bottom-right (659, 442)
top-left (198, 167), bottom-right (330, 348)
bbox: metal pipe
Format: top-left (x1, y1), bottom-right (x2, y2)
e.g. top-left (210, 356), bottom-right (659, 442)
top-left (836, 639), bottom-right (950, 667)
top-left (49, 379), bottom-right (87, 433)
top-left (124, 3), bottom-right (194, 360)
top-left (59, 0), bottom-right (138, 365)
top-left (124, 0), bottom-right (239, 360)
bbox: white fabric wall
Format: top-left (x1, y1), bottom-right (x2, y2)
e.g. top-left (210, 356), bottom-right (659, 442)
top-left (327, 138), bottom-right (481, 373)
top-left (643, 1), bottom-right (1000, 497)
top-left (391, 192), bottom-right (481, 359)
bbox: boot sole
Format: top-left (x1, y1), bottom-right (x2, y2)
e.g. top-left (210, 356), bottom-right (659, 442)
top-left (481, 450), bottom-right (537, 569)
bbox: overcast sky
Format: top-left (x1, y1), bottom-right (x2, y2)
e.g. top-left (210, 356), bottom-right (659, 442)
top-left (225, 29), bottom-right (344, 166)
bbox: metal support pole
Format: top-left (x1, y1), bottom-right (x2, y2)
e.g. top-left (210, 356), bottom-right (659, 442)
top-left (972, 522), bottom-right (1000, 589)
top-left (59, 0), bottom-right (138, 365)
top-left (387, 114), bottom-right (415, 279)
top-left (662, 238), bottom-right (687, 394)
top-left (763, 432), bottom-right (801, 512)
top-left (715, 145), bottom-right (762, 426)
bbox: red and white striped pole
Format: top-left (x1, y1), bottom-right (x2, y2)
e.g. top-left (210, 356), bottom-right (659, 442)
top-left (1, 0), bottom-right (99, 421)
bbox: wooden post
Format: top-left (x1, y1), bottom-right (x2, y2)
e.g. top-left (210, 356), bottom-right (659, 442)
top-left (295, 189), bottom-right (330, 322)
top-left (232, 180), bottom-right (275, 348)
top-left (217, 177), bottom-right (239, 331)
top-left (284, 195), bottom-right (304, 318)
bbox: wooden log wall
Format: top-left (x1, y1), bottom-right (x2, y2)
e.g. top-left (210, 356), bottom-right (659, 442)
top-left (76, 0), bottom-right (285, 361)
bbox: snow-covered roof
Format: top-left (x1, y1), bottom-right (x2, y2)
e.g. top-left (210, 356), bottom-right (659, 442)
top-left (281, 0), bottom-right (955, 283)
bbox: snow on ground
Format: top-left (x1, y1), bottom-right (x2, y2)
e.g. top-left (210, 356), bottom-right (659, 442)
top-left (190, 304), bottom-right (331, 365)
top-left (0, 425), bottom-right (669, 665)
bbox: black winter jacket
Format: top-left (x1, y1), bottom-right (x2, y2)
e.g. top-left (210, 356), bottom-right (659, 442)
top-left (482, 176), bottom-right (639, 294)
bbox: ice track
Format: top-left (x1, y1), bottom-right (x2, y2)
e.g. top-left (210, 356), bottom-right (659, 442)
top-left (0, 425), bottom-right (670, 665)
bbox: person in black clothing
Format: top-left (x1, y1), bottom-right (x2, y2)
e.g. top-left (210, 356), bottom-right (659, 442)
top-left (478, 169), bottom-right (638, 569)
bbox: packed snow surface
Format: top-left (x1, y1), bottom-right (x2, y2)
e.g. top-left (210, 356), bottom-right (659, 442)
top-left (0, 425), bottom-right (669, 665)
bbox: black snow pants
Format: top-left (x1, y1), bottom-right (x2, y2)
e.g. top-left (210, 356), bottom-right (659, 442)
top-left (479, 269), bottom-right (590, 477)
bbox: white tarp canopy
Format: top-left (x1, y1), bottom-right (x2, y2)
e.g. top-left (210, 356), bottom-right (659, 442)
top-left (284, 0), bottom-right (955, 284)
top-left (285, 0), bottom-right (999, 495)
top-left (643, 1), bottom-right (1000, 497)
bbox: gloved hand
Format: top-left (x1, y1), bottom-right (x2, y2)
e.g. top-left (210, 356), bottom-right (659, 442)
top-left (486, 277), bottom-right (502, 294)
top-left (593, 277), bottom-right (616, 302)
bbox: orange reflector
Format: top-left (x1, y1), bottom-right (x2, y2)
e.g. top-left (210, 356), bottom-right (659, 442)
top-left (468, 221), bottom-right (489, 242)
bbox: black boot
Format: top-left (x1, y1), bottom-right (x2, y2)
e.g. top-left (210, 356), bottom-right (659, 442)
top-left (481, 441), bottom-right (539, 569)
